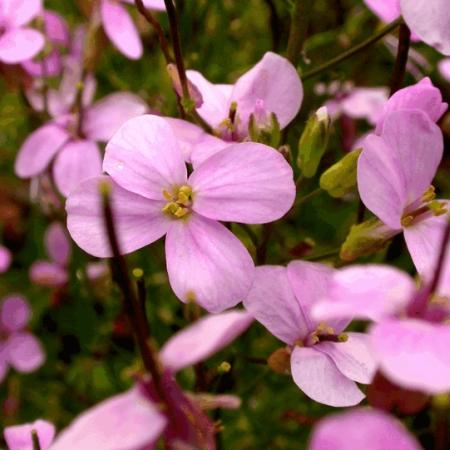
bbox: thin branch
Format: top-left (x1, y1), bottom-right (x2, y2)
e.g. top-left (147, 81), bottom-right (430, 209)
top-left (286, 0), bottom-right (309, 66)
top-left (302, 18), bottom-right (402, 81)
top-left (429, 216), bottom-right (450, 295)
top-left (389, 23), bottom-right (411, 95)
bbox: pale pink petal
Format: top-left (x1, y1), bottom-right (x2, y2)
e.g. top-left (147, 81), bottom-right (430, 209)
top-left (160, 310), bottom-right (253, 372)
top-left (30, 261), bottom-right (68, 287)
top-left (165, 214), bottom-right (255, 313)
top-left (231, 52), bottom-right (303, 130)
top-left (290, 346), bottom-right (365, 407)
top-left (286, 261), bottom-right (349, 334)
top-left (372, 319), bottom-right (450, 393)
top-left (340, 87), bottom-right (389, 125)
top-left (53, 140), bottom-right (103, 197)
top-left (243, 265), bottom-right (309, 344)
top-left (0, 295), bottom-right (31, 332)
top-left (45, 223), bottom-right (70, 266)
top-left (4, 419), bottom-right (55, 450)
top-left (0, 28), bottom-right (44, 64)
top-left (190, 143), bottom-right (295, 224)
top-left (0, 0), bottom-right (42, 27)
top-left (438, 58), bottom-right (450, 82)
top-left (7, 332), bottom-right (45, 373)
top-left (309, 408), bottom-right (422, 450)
top-left (0, 245), bottom-right (12, 273)
top-left (103, 115), bottom-right (187, 200)
top-left (164, 117), bottom-right (228, 166)
top-left (186, 70), bottom-right (232, 128)
top-left (363, 0), bottom-right (400, 23)
top-left (66, 176), bottom-right (170, 258)
top-left (49, 388), bottom-right (167, 450)
top-left (15, 124), bottom-right (69, 178)
top-left (83, 92), bottom-right (147, 142)
top-left (101, 0), bottom-right (143, 60)
top-left (401, 0), bottom-right (450, 56)
top-left (376, 78), bottom-right (448, 133)
top-left (312, 265), bottom-right (415, 323)
top-left (141, 0), bottom-right (166, 10)
top-left (317, 332), bottom-right (377, 384)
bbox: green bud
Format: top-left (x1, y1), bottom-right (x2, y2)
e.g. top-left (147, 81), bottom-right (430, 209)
top-left (320, 149), bottom-right (362, 198)
top-left (248, 112), bottom-right (281, 148)
top-left (297, 107), bottom-right (331, 178)
top-left (340, 217), bottom-right (397, 262)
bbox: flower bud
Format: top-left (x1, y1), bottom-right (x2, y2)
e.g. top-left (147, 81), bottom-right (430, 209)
top-left (167, 63), bottom-right (203, 109)
top-left (297, 106), bottom-right (331, 178)
top-left (340, 217), bottom-right (397, 262)
top-left (320, 148), bottom-right (362, 198)
top-left (267, 347), bottom-right (291, 374)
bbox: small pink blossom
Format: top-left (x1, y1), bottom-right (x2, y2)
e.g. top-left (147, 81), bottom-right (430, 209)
top-left (309, 408), bottom-right (422, 450)
top-left (0, 245), bottom-right (12, 273)
top-left (0, 295), bottom-right (45, 383)
top-left (243, 261), bottom-right (376, 407)
top-left (0, 0), bottom-right (44, 64)
top-left (66, 114), bottom-right (295, 313)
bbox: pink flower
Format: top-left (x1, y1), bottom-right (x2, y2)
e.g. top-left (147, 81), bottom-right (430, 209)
top-left (313, 264), bottom-right (450, 394)
top-left (0, 295), bottom-right (45, 383)
top-left (15, 61), bottom-right (147, 197)
top-left (30, 223), bottom-right (70, 288)
top-left (100, 0), bottom-right (165, 60)
top-left (309, 408), bottom-right (422, 450)
top-left (4, 419), bottom-right (55, 450)
top-left (438, 58), bottom-right (450, 82)
top-left (0, 245), bottom-right (12, 273)
top-left (363, 0), bottom-right (401, 24)
top-left (66, 114), bottom-right (295, 313)
top-left (187, 52), bottom-right (303, 143)
top-left (0, 0), bottom-right (44, 64)
top-left (243, 261), bottom-right (376, 407)
top-left (22, 10), bottom-right (70, 77)
top-left (358, 109), bottom-right (446, 262)
top-left (401, 0), bottom-right (450, 56)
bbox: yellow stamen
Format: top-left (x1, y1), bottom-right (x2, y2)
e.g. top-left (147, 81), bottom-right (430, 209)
top-left (162, 185), bottom-right (193, 219)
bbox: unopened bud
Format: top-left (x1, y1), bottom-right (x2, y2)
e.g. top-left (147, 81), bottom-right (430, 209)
top-left (320, 149), bottom-right (362, 198)
top-left (267, 347), bottom-right (291, 374)
top-left (248, 111), bottom-right (281, 148)
top-left (340, 217), bottom-right (397, 261)
top-left (167, 63), bottom-right (203, 109)
top-left (297, 106), bottom-right (331, 178)
top-left (218, 361), bottom-right (231, 374)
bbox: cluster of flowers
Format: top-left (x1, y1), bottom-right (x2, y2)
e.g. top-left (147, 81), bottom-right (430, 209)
top-left (0, 0), bottom-right (450, 449)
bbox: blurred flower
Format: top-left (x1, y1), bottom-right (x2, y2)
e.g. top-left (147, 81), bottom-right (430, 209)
top-left (313, 264), bottom-right (450, 393)
top-left (0, 295), bottom-right (45, 383)
top-left (4, 419), bottom-right (55, 450)
top-left (187, 52), bottom-right (303, 143)
top-left (243, 261), bottom-right (376, 407)
top-left (438, 58), bottom-right (450, 82)
top-left (100, 0), bottom-right (165, 60)
top-left (363, 0), bottom-right (400, 24)
top-left (308, 408), bottom-right (422, 450)
top-left (0, 245), bottom-right (12, 273)
top-left (66, 114), bottom-right (295, 313)
top-left (30, 222), bottom-right (70, 288)
top-left (0, 0), bottom-right (44, 64)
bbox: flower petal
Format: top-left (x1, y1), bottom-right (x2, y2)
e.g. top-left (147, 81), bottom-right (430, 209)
top-left (309, 408), bottom-right (422, 450)
top-left (190, 142), bottom-right (295, 224)
top-left (317, 332), bottom-right (377, 384)
top-left (160, 310), bottom-right (253, 372)
top-left (231, 51), bottom-right (303, 130)
top-left (30, 261), bottom-right (68, 287)
top-left (363, 0), bottom-right (400, 23)
top-left (290, 346), bottom-right (365, 407)
top-left (165, 214), bottom-right (255, 313)
top-left (50, 387), bottom-right (167, 450)
top-left (100, 0), bottom-right (143, 59)
top-left (401, 0), bottom-right (450, 56)
top-left (15, 123), bottom-right (69, 178)
top-left (7, 332), bottom-right (45, 373)
top-left (83, 92), bottom-right (147, 142)
top-left (53, 140), bottom-right (103, 197)
top-left (103, 115), bottom-right (187, 200)
top-left (0, 28), bottom-right (44, 64)
top-left (0, 245), bottom-right (12, 273)
top-left (45, 222), bottom-right (70, 266)
top-left (312, 265), bottom-right (415, 323)
top-left (4, 419), bottom-right (55, 450)
top-left (0, 0), bottom-right (42, 27)
top-left (243, 265), bottom-right (308, 345)
top-left (0, 295), bottom-right (30, 332)
top-left (66, 176), bottom-right (169, 258)
top-left (372, 318), bottom-right (450, 393)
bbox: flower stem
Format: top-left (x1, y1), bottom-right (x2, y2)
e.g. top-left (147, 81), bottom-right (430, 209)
top-left (32, 431), bottom-right (41, 450)
top-left (286, 0), bottom-right (309, 66)
top-left (302, 18), bottom-right (402, 81)
top-left (389, 23), bottom-right (411, 95)
top-left (429, 216), bottom-right (450, 295)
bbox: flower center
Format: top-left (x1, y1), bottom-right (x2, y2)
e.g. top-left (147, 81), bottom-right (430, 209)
top-left (161, 185), bottom-right (193, 219)
top-left (295, 322), bottom-right (348, 347)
